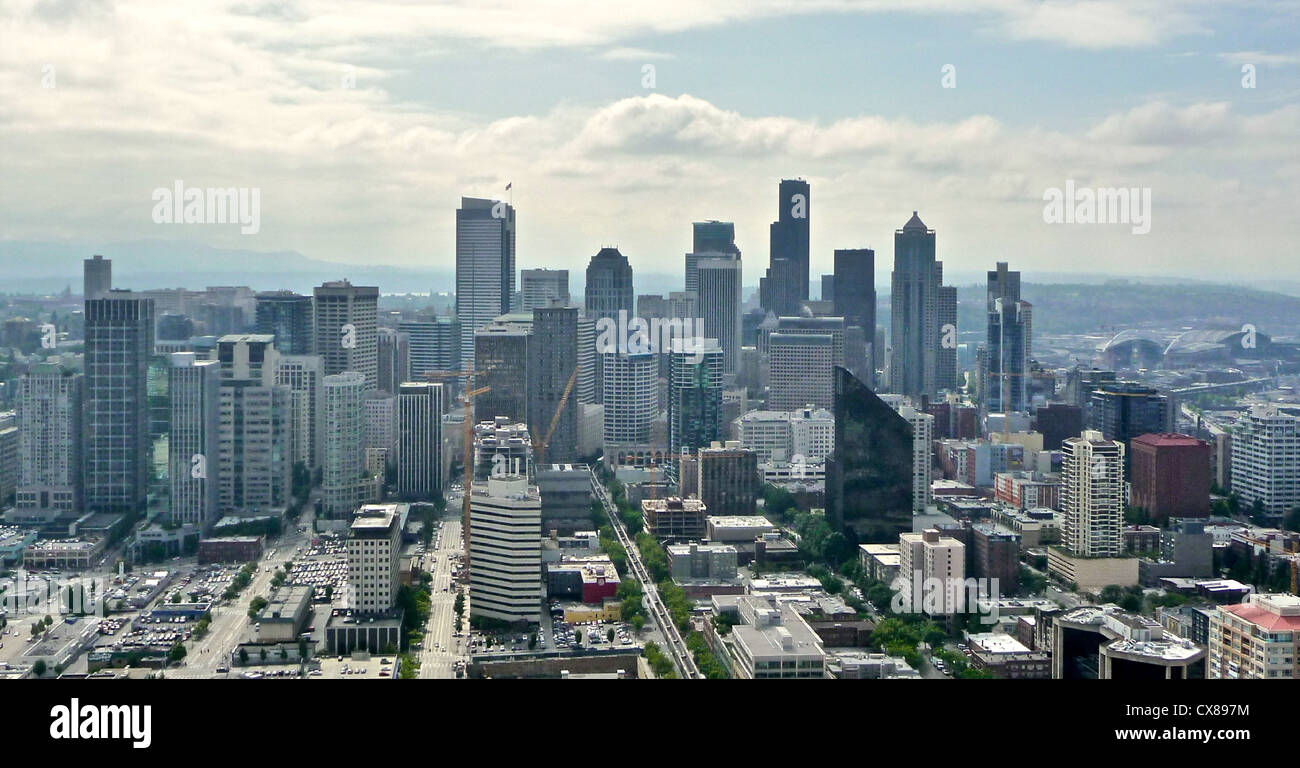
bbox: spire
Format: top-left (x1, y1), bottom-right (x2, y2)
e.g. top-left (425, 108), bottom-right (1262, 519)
top-left (902, 211), bottom-right (927, 232)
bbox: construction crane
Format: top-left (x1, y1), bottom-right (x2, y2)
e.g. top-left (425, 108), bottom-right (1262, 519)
top-left (420, 369), bottom-right (489, 556)
top-left (532, 365), bottom-right (580, 466)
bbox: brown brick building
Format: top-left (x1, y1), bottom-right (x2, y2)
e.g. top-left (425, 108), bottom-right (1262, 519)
top-left (1130, 433), bottom-right (1210, 521)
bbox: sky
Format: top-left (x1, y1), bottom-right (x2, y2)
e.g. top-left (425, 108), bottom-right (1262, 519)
top-left (2, 0), bottom-right (1299, 288)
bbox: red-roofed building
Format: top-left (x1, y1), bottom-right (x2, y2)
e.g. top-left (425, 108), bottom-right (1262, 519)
top-left (1208, 594), bottom-right (1300, 679)
top-left (1130, 433), bottom-right (1210, 522)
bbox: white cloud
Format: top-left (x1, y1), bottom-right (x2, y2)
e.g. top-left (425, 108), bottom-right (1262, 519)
top-left (1218, 50), bottom-right (1300, 67)
top-left (2, 0), bottom-right (1298, 282)
top-left (600, 47), bottom-right (675, 61)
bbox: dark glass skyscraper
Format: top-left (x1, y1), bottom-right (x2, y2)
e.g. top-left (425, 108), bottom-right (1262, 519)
top-left (474, 317), bottom-right (531, 423)
top-left (761, 179), bottom-right (810, 317)
top-left (668, 338), bottom-right (724, 459)
top-left (833, 247), bottom-right (876, 381)
top-left (983, 262), bottom-right (1032, 415)
top-left (1089, 381), bottom-right (1172, 474)
top-left (84, 293), bottom-right (155, 513)
top-left (255, 290), bottom-right (314, 355)
top-left (528, 304), bottom-right (580, 463)
top-left (827, 366), bottom-right (914, 542)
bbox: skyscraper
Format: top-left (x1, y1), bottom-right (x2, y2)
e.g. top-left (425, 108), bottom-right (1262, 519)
top-left (83, 254), bottom-right (111, 301)
top-left (528, 303), bottom-right (581, 464)
top-left (768, 332), bottom-right (834, 411)
top-left (274, 354), bottom-right (324, 472)
top-left (686, 221), bottom-right (739, 295)
top-left (833, 248), bottom-right (876, 380)
top-left (827, 366), bottom-right (915, 542)
top-left (983, 262), bottom-right (1032, 415)
top-left (400, 315), bottom-right (461, 380)
top-left (602, 350), bottom-right (658, 465)
top-left (474, 316), bottom-right (531, 423)
top-left (322, 371), bottom-right (369, 517)
top-left (168, 352), bottom-right (220, 529)
top-left (254, 290), bottom-right (314, 355)
top-left (1060, 430), bottom-right (1125, 558)
top-left (585, 247), bottom-right (634, 405)
top-left (217, 334), bottom-right (291, 514)
top-left (456, 196), bottom-right (516, 363)
top-left (84, 293), bottom-right (154, 513)
top-left (1088, 381), bottom-right (1172, 474)
top-left (14, 363), bottom-right (83, 513)
top-left (761, 179), bottom-right (810, 316)
top-left (376, 328), bottom-right (410, 394)
top-left (313, 280), bottom-right (379, 389)
top-left (668, 337), bottom-right (723, 459)
top-left (520, 268), bottom-right (570, 312)
top-left (890, 212), bottom-right (955, 401)
top-left (397, 382), bottom-right (445, 500)
top-left (469, 475), bottom-right (542, 623)
top-left (697, 255), bottom-right (742, 375)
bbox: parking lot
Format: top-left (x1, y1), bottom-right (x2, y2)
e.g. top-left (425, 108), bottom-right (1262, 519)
top-left (466, 600), bottom-right (638, 657)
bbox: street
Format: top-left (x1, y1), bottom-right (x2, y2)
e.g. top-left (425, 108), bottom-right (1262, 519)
top-left (418, 519), bottom-right (468, 678)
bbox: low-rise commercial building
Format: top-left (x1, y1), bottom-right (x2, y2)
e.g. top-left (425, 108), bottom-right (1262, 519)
top-left (642, 496), bottom-right (707, 542)
top-left (667, 542), bottom-right (738, 581)
top-left (967, 632), bottom-right (1050, 679)
top-left (711, 594), bottom-right (826, 679)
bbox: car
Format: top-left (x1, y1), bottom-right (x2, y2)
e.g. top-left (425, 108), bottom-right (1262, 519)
top-left (216, 666), bottom-right (229, 673)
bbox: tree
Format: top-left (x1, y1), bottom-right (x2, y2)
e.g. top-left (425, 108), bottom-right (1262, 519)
top-left (33, 659), bottom-right (47, 677)
top-left (1283, 507), bottom-right (1300, 534)
top-left (606, 628), bottom-right (615, 642)
top-left (239, 648), bottom-right (249, 664)
top-left (169, 642), bottom-right (187, 663)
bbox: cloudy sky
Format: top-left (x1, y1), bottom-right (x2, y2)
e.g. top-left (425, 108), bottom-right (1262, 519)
top-left (2, 0), bottom-right (1299, 287)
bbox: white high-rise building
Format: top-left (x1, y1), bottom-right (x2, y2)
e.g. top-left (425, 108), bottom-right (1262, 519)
top-left (397, 382), bottom-right (444, 500)
top-left (217, 335), bottom-right (292, 514)
top-left (347, 504), bottom-right (402, 613)
top-left (14, 362), bottom-right (83, 513)
top-left (790, 405), bottom-right (835, 461)
top-left (1061, 430), bottom-right (1125, 557)
top-left (322, 371), bottom-right (369, 518)
top-left (469, 475), bottom-right (541, 623)
top-left (455, 197), bottom-right (516, 363)
top-left (895, 402), bottom-right (934, 513)
top-left (275, 354), bottom-right (324, 472)
top-left (1231, 404), bottom-right (1300, 519)
top-left (697, 256), bottom-right (742, 374)
top-left (168, 353), bottom-right (220, 529)
top-left (735, 406), bottom-right (833, 464)
top-left (601, 350), bottom-right (658, 464)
